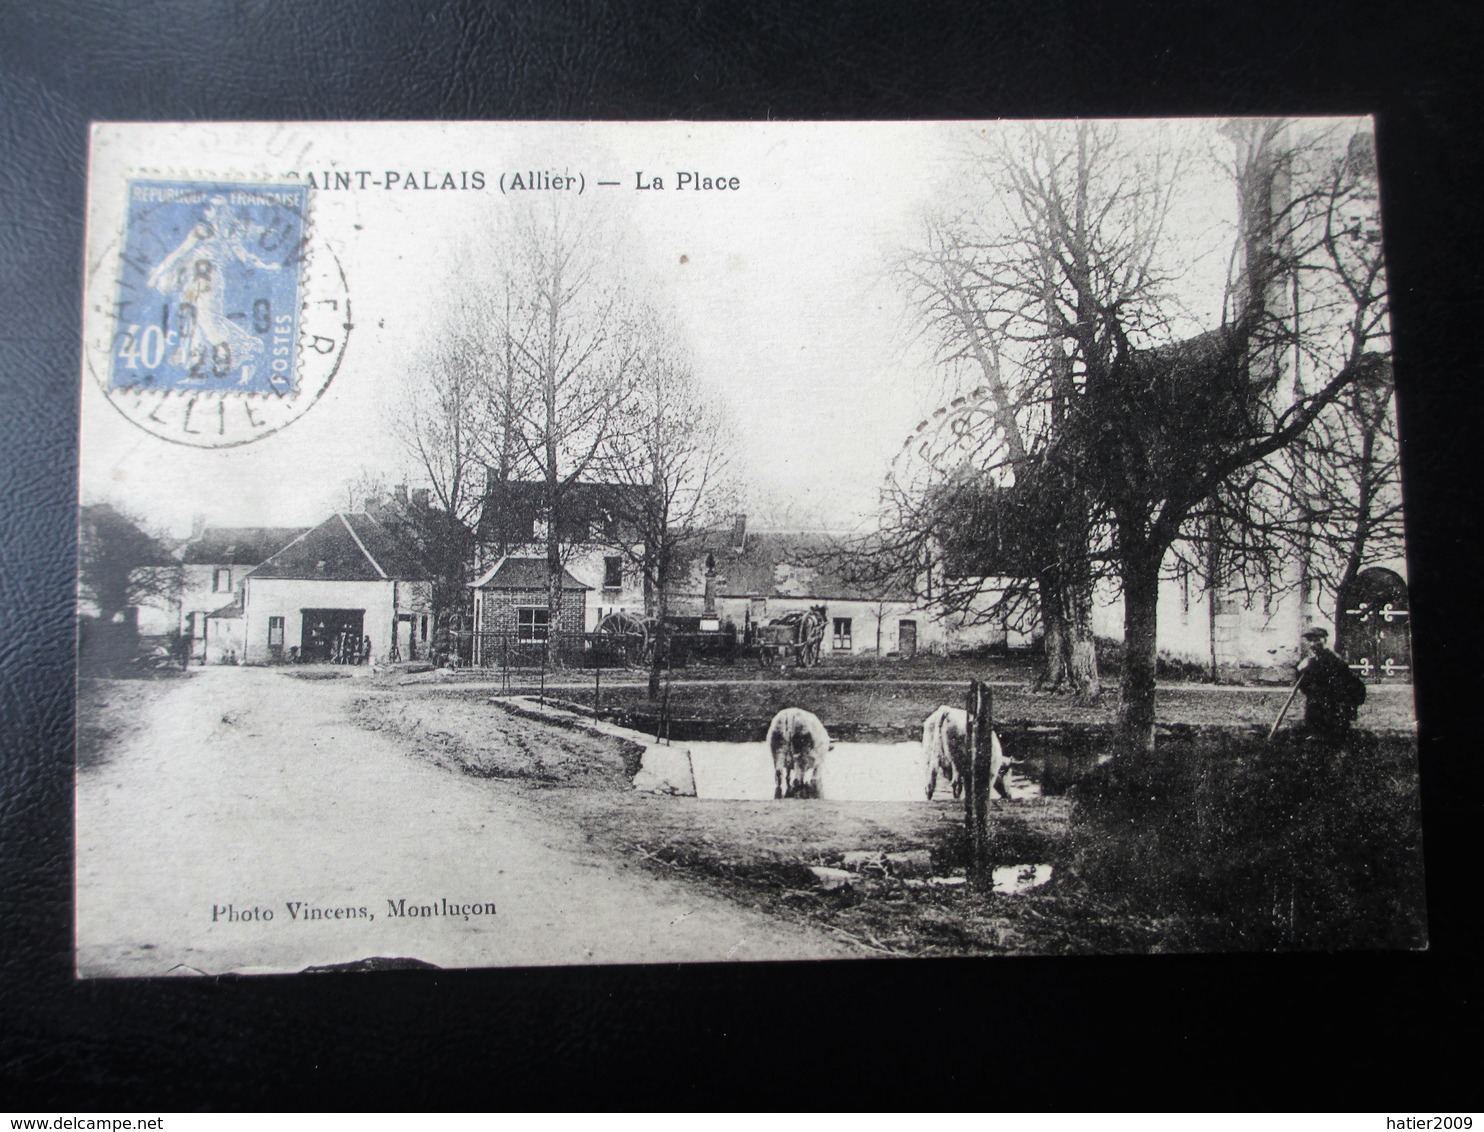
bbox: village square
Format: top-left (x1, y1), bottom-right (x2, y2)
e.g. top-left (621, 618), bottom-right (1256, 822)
top-left (74, 119), bottom-right (1424, 973)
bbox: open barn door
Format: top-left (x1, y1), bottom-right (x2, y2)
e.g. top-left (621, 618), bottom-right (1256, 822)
top-left (300, 608), bottom-right (365, 663)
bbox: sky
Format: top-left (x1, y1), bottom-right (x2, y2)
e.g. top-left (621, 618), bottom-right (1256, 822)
top-left (79, 119), bottom-right (1364, 539)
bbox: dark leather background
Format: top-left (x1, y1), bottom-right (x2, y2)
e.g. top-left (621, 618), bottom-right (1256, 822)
top-left (1, 0), bottom-right (1478, 1108)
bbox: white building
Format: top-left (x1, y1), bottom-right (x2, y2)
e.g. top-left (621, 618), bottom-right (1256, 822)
top-left (223, 512), bottom-right (432, 665)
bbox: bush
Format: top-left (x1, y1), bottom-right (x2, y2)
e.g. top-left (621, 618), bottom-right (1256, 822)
top-left (1066, 731), bottom-right (1426, 951)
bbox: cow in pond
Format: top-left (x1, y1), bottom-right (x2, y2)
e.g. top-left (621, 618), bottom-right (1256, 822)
top-left (922, 705), bottom-right (1012, 802)
top-left (766, 708), bottom-right (832, 799)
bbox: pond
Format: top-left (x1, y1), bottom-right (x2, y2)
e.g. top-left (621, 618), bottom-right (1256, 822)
top-left (638, 739), bottom-right (1043, 803)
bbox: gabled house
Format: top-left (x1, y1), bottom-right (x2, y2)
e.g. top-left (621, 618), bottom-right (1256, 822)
top-left (174, 524), bottom-right (308, 663)
top-left (476, 480), bottom-right (650, 631)
top-left (669, 517), bottom-right (1018, 658)
top-left (224, 512), bottom-right (432, 664)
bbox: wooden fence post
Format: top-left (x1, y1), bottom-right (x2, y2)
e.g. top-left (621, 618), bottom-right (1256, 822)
top-left (964, 678), bottom-right (995, 881)
top-left (964, 680), bottom-right (979, 849)
top-left (972, 679), bottom-right (994, 877)
top-left (539, 639), bottom-right (548, 707)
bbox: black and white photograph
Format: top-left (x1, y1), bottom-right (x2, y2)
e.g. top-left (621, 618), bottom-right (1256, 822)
top-left (74, 118), bottom-right (1423, 977)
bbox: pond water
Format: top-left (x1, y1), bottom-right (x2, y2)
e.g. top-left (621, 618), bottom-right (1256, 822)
top-left (992, 863), bottom-right (1054, 894)
top-left (677, 740), bottom-right (1042, 803)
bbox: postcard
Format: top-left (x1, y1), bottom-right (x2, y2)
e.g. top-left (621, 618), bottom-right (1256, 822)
top-left (75, 120), bottom-right (1422, 976)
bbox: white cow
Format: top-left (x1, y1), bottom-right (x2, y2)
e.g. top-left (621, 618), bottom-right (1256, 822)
top-left (922, 705), bottom-right (1011, 802)
top-left (766, 708), bottom-right (832, 799)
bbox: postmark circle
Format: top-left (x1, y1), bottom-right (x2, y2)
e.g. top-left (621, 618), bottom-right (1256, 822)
top-left (86, 180), bottom-right (351, 449)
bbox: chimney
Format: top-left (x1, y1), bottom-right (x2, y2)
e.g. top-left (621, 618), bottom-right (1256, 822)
top-left (732, 513), bottom-right (747, 553)
top-left (395, 483), bottom-right (410, 506)
top-left (190, 513), bottom-right (206, 540)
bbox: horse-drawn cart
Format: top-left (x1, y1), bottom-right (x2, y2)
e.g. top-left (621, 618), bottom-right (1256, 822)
top-left (750, 605), bottom-right (827, 668)
top-left (594, 611), bottom-right (651, 667)
top-left (594, 611), bottom-right (742, 668)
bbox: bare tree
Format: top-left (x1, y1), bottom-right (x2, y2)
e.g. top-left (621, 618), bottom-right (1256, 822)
top-left (392, 290), bottom-right (518, 657)
top-left (879, 119), bottom-right (1389, 754)
top-left (600, 309), bottom-right (740, 696)
top-left (877, 123), bottom-right (1190, 700)
top-left (397, 323), bottom-right (490, 528)
top-left (334, 468), bottom-right (391, 514)
top-left (1169, 124), bottom-right (1395, 668)
top-left (1301, 364), bottom-right (1403, 609)
top-left (501, 201), bottom-right (644, 645)
top-left (1083, 119), bottom-right (1389, 753)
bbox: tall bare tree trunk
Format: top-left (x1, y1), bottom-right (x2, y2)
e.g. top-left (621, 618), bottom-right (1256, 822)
top-left (1119, 544), bottom-right (1162, 756)
top-left (647, 578), bottom-right (668, 701)
top-left (1035, 503), bottom-right (1100, 701)
top-left (1037, 570), bottom-right (1068, 691)
top-left (1062, 567), bottom-right (1099, 701)
top-left (1042, 285), bottom-right (1100, 702)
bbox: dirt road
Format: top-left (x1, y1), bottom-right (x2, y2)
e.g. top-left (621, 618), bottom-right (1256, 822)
top-left (75, 668), bottom-right (850, 977)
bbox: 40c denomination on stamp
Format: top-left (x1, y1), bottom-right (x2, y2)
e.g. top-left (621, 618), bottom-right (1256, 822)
top-left (93, 179), bottom-right (350, 448)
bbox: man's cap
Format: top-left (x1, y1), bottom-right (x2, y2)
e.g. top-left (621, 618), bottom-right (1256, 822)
top-left (1301, 627), bottom-right (1330, 641)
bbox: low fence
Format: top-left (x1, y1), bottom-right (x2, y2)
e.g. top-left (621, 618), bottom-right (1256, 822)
top-left (470, 631), bottom-right (640, 672)
top-left (469, 628), bottom-right (749, 671)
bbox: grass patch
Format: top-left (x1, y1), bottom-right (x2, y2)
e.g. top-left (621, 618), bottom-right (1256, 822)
top-left (1065, 732), bottom-right (1427, 951)
top-left (540, 678), bottom-right (1417, 739)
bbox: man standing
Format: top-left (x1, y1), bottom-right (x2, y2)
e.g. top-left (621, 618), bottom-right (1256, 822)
top-left (1296, 627), bottom-right (1367, 741)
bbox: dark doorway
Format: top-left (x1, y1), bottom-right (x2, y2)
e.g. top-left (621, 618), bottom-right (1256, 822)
top-left (898, 619), bottom-right (918, 659)
top-left (1336, 567), bottom-right (1410, 682)
top-left (300, 608), bottom-right (365, 663)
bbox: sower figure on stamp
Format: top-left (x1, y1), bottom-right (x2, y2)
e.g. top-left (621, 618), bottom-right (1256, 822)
top-left (1295, 627), bottom-right (1367, 744)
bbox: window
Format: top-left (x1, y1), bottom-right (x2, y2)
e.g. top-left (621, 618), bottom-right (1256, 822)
top-left (603, 556), bottom-right (622, 589)
top-left (268, 616), bottom-right (284, 647)
top-left (213, 567), bottom-right (232, 592)
top-left (420, 615), bottom-right (428, 642)
top-left (517, 606), bottom-right (550, 643)
top-left (832, 617), bottom-right (853, 650)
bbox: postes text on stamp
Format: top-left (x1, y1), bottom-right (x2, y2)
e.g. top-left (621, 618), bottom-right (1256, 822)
top-left (95, 179), bottom-right (349, 448)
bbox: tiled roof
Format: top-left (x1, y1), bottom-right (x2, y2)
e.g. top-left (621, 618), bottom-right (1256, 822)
top-left (470, 556), bottom-right (590, 591)
top-left (250, 513), bottom-right (428, 581)
top-left (206, 592), bottom-right (244, 619)
top-left (477, 480), bottom-right (651, 545)
top-left (680, 531), bottom-right (916, 602)
top-left (181, 527), bottom-right (307, 566)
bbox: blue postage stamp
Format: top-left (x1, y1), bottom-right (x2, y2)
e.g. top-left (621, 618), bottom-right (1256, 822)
top-left (111, 180), bottom-right (308, 396)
